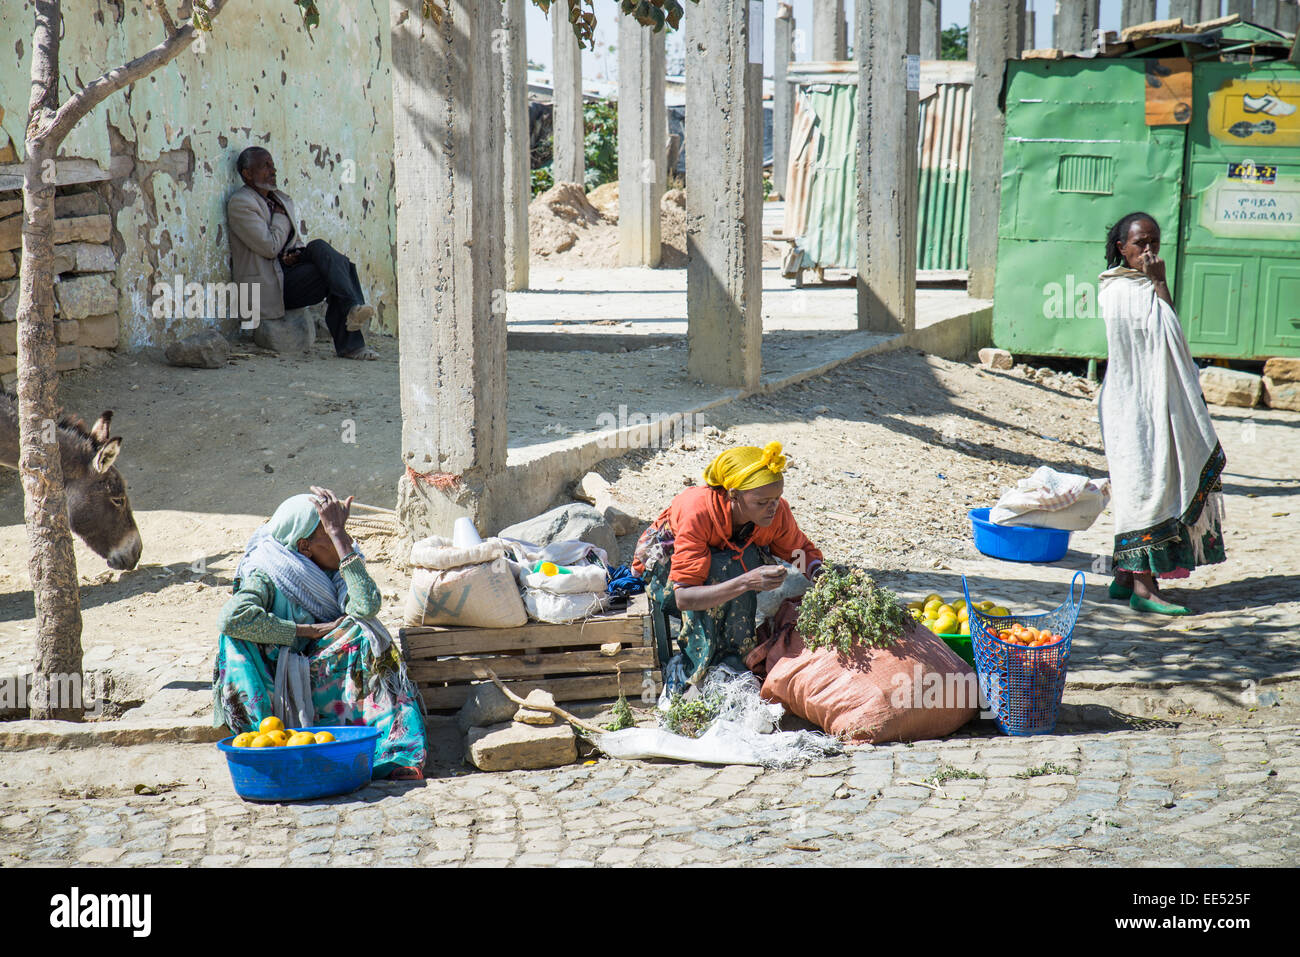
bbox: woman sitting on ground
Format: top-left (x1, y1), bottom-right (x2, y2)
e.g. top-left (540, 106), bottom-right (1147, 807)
top-left (631, 442), bottom-right (824, 687)
top-left (213, 487), bottom-right (427, 779)
top-left (1098, 212), bottom-right (1226, 616)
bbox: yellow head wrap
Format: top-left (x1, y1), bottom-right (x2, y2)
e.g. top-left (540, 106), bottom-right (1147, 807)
top-left (702, 442), bottom-right (788, 492)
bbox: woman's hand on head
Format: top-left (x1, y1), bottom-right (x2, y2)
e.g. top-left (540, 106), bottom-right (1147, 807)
top-left (310, 486), bottom-right (353, 535)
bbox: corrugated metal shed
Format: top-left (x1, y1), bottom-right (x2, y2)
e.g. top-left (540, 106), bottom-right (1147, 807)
top-left (780, 61), bottom-right (975, 280)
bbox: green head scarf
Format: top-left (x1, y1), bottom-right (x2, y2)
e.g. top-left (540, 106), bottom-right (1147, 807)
top-left (267, 493), bottom-right (321, 551)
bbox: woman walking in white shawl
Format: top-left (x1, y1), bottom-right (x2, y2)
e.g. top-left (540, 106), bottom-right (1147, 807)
top-left (1098, 212), bottom-right (1226, 616)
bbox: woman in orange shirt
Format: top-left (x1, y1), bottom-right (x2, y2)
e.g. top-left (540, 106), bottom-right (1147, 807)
top-left (632, 442), bottom-right (824, 687)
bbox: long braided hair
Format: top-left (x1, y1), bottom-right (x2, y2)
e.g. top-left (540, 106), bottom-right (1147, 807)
top-left (1105, 212), bottom-right (1160, 268)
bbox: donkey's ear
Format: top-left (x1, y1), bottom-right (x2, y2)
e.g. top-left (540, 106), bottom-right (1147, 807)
top-left (90, 411), bottom-right (114, 445)
top-left (91, 437), bottom-right (121, 473)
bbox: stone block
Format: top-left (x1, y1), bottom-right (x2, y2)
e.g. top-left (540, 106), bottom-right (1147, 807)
top-left (456, 682), bottom-right (518, 732)
top-left (55, 191), bottom-right (105, 219)
top-left (466, 721), bottom-right (577, 772)
top-left (575, 471), bottom-right (642, 535)
top-left (78, 313), bottom-right (118, 349)
top-left (52, 246), bottom-right (75, 275)
top-left (0, 215), bottom-right (17, 251)
top-left (54, 214), bottom-right (112, 246)
top-left (1263, 376), bottom-right (1300, 413)
top-left (1, 372), bottom-right (14, 391)
top-left (0, 355), bottom-right (14, 376)
top-left (54, 345), bottom-right (79, 372)
top-left (0, 321), bottom-right (14, 354)
top-left (252, 307), bottom-right (315, 354)
top-left (498, 502), bottom-right (619, 562)
top-left (1263, 357), bottom-right (1300, 384)
top-left (0, 198), bottom-right (20, 219)
top-left (978, 347), bottom-right (1014, 370)
top-left (164, 329), bottom-right (229, 369)
top-left (1199, 367), bottom-right (1261, 408)
top-left (54, 273), bottom-right (116, 320)
top-left (0, 251), bottom-right (13, 280)
top-left (57, 242), bottom-right (115, 274)
top-left (0, 280), bottom-right (17, 321)
top-left (514, 689), bottom-right (557, 726)
top-left (56, 320), bottom-right (79, 344)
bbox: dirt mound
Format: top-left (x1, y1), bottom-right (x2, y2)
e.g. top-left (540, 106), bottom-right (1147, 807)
top-left (529, 182), bottom-right (688, 269)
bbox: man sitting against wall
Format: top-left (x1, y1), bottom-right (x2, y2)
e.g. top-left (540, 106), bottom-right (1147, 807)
top-left (227, 146), bottom-right (378, 360)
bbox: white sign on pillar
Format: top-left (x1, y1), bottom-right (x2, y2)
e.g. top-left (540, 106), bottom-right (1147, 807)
top-left (906, 54), bottom-right (920, 91)
top-left (749, 1), bottom-right (764, 63)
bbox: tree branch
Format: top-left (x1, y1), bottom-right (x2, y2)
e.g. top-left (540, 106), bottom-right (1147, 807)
top-left (152, 0), bottom-right (180, 38)
top-left (40, 0), bottom-right (231, 146)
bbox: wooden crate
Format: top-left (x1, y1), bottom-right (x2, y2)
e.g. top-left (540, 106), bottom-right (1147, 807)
top-left (398, 594), bottom-right (660, 713)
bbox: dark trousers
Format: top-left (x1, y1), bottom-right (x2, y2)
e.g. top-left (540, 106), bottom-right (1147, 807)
top-left (282, 238), bottom-right (366, 356)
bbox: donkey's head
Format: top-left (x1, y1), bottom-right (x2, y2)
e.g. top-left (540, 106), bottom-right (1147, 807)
top-left (61, 411), bottom-right (142, 570)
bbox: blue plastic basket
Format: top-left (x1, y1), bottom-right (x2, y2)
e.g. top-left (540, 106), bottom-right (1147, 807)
top-left (963, 573), bottom-right (1084, 736)
top-left (968, 508), bottom-right (1071, 563)
top-left (217, 725), bottom-right (380, 802)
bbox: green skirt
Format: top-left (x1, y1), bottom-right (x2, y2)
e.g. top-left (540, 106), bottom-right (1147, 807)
top-left (644, 534), bottom-right (768, 687)
top-left (1113, 445), bottom-right (1227, 578)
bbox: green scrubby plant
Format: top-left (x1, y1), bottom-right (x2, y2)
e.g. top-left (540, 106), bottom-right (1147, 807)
top-left (603, 692), bottom-right (635, 732)
top-left (662, 692), bottom-right (719, 738)
top-left (796, 567), bottom-right (908, 655)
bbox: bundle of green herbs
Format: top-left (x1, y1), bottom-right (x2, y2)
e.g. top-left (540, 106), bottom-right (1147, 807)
top-left (661, 692), bottom-right (720, 739)
top-left (796, 566), bottom-right (908, 655)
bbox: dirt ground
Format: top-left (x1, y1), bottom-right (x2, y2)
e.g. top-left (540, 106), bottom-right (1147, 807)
top-left (2, 320), bottom-right (1297, 736)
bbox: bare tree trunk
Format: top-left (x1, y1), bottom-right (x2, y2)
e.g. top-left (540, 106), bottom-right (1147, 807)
top-left (17, 0), bottom-right (225, 719)
top-left (20, 0), bottom-right (84, 721)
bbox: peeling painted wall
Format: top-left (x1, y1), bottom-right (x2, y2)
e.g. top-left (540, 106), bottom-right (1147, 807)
top-left (1, 0), bottom-right (397, 347)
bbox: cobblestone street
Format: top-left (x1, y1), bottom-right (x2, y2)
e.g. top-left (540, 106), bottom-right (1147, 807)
top-left (3, 722), bottom-right (1298, 867)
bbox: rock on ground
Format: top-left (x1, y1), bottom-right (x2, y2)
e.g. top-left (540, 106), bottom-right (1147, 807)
top-left (252, 308), bottom-right (315, 355)
top-left (978, 347), bottom-right (1014, 370)
top-left (465, 721), bottom-right (577, 771)
top-left (456, 683), bottom-right (518, 733)
top-left (1263, 376), bottom-right (1300, 412)
top-left (1200, 367), bottom-right (1261, 408)
top-left (1263, 357), bottom-right (1300, 383)
top-left (497, 502), bottom-right (619, 563)
top-left (164, 330), bottom-right (229, 369)
top-left (514, 689), bottom-right (557, 726)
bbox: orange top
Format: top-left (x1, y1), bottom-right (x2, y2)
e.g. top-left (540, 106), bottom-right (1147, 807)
top-left (638, 485), bottom-right (822, 586)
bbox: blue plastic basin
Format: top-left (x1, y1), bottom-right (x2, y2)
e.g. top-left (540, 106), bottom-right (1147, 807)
top-left (968, 508), bottom-right (1071, 564)
top-left (217, 725), bottom-right (380, 802)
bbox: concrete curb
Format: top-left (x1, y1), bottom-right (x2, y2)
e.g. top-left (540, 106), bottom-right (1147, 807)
top-left (0, 717), bottom-right (228, 751)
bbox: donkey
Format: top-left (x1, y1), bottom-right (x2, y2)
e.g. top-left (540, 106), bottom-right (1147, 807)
top-left (0, 391), bottom-right (143, 570)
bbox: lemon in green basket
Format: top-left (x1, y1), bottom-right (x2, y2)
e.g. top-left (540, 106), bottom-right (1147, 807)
top-left (923, 593), bottom-right (942, 606)
top-left (960, 619), bottom-right (971, 636)
top-left (958, 606), bottom-right (970, 622)
top-left (934, 612), bottom-right (958, 635)
top-left (952, 599), bottom-right (966, 613)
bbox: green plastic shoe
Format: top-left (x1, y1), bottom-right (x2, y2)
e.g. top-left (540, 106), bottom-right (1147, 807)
top-left (1130, 594), bottom-right (1190, 616)
top-left (1108, 580), bottom-right (1134, 601)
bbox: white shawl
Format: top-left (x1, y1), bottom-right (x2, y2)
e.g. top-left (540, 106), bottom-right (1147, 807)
top-left (1097, 266), bottom-right (1224, 560)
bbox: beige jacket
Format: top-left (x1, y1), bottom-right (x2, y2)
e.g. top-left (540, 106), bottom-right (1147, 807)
top-left (226, 184), bottom-right (306, 320)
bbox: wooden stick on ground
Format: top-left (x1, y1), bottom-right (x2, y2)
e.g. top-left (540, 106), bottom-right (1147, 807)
top-left (483, 669), bottom-right (608, 735)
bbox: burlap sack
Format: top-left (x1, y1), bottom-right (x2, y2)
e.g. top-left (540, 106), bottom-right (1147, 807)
top-left (403, 537), bottom-right (528, 628)
top-left (750, 605), bottom-right (978, 743)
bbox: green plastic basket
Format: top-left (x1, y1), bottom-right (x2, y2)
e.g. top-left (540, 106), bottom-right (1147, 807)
top-left (937, 633), bottom-right (975, 667)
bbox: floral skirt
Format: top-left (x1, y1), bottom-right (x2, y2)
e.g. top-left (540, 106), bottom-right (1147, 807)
top-left (642, 529), bottom-right (766, 686)
top-left (213, 622), bottom-right (427, 778)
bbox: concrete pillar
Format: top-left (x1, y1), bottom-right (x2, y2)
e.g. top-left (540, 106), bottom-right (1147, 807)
top-left (921, 0), bottom-right (942, 58)
top-left (391, 0), bottom-right (508, 537)
top-left (1170, 0), bottom-right (1200, 22)
top-left (617, 16), bottom-right (665, 267)
top-left (1121, 1), bottom-right (1158, 28)
top-left (1200, 0), bottom-right (1223, 21)
top-left (1025, 5), bottom-right (1038, 51)
top-left (1053, 0), bottom-right (1100, 51)
top-left (552, 10), bottom-right (585, 185)
top-left (855, 0), bottom-right (920, 335)
top-left (774, 4), bottom-right (796, 198)
top-left (969, 0), bottom-right (1025, 300)
top-left (502, 0), bottom-right (529, 291)
top-left (1226, 1), bottom-right (1254, 19)
top-left (813, 0), bottom-right (848, 59)
top-left (685, 0), bottom-right (763, 389)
